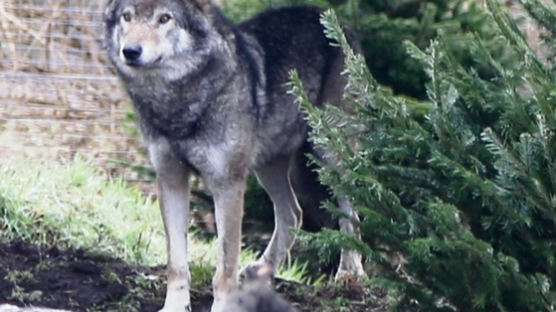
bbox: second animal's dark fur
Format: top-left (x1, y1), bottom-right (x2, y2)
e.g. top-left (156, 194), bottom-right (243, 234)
top-left (220, 283), bottom-right (296, 312)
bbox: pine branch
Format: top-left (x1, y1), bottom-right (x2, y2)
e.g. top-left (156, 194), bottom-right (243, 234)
top-left (485, 0), bottom-right (539, 65)
top-left (518, 0), bottom-right (556, 35)
top-left (481, 127), bottom-right (529, 176)
top-left (291, 3), bottom-right (555, 311)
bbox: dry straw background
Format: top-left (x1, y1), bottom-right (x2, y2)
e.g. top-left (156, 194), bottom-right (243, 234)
top-left (0, 0), bottom-right (146, 181)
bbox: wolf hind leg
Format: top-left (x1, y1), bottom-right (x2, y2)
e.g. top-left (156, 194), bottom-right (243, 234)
top-left (315, 31), bottom-right (366, 281)
top-left (241, 156), bottom-right (303, 280)
top-left (313, 147), bottom-right (367, 281)
top-left (335, 197), bottom-right (366, 280)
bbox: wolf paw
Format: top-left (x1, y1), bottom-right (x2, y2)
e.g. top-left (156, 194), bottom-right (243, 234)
top-left (335, 249), bottom-right (367, 283)
top-left (334, 268), bottom-right (367, 283)
top-left (334, 262), bottom-right (367, 283)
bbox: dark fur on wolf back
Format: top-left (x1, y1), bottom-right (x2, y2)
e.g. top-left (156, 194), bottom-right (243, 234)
top-left (237, 6), bottom-right (344, 166)
top-left (239, 7), bottom-right (339, 103)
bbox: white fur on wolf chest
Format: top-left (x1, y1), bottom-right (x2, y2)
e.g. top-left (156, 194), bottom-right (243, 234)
top-left (205, 143), bottom-right (232, 178)
top-left (180, 126), bottom-right (253, 184)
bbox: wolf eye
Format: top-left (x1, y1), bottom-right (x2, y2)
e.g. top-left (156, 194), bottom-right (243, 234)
top-left (158, 13), bottom-right (172, 24)
top-left (122, 12), bottom-right (132, 22)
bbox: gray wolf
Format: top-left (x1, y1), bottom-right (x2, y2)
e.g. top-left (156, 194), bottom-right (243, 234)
top-left (103, 0), bottom-right (365, 311)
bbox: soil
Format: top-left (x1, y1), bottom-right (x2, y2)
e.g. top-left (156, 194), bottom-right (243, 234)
top-left (0, 241), bottom-right (192, 312)
top-left (0, 241), bottom-right (387, 312)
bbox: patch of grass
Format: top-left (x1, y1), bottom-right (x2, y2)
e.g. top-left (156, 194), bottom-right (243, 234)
top-left (0, 157), bottom-right (314, 285)
top-left (277, 255), bottom-right (324, 286)
top-left (187, 239), bottom-right (314, 285)
top-left (4, 269), bottom-right (42, 302)
top-left (5, 269), bottom-right (35, 284)
top-left (0, 157), bottom-right (166, 265)
top-left (329, 296), bottom-right (352, 311)
top-left (8, 286), bottom-right (43, 302)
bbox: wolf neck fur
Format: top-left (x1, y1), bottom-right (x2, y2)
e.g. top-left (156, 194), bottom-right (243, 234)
top-left (128, 46), bottom-right (241, 139)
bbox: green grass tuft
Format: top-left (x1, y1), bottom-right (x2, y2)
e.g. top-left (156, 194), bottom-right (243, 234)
top-left (0, 157), bottom-right (166, 265)
top-left (0, 157), bottom-right (313, 284)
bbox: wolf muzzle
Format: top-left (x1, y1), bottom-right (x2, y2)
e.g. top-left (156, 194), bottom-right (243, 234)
top-left (122, 44), bottom-right (143, 64)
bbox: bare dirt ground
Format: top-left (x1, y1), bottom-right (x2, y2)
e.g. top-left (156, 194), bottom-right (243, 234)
top-left (0, 241), bottom-right (386, 312)
top-left (0, 240), bottom-right (166, 312)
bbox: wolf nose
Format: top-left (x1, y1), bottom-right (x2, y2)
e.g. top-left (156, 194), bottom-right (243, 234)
top-left (122, 44), bottom-right (142, 61)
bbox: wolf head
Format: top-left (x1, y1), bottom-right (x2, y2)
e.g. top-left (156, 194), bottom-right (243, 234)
top-left (104, 0), bottom-right (229, 81)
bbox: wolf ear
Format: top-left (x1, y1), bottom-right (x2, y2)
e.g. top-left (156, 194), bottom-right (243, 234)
top-left (104, 0), bottom-right (119, 22)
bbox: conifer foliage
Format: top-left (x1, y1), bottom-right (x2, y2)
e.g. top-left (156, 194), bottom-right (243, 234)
top-left (291, 1), bottom-right (556, 310)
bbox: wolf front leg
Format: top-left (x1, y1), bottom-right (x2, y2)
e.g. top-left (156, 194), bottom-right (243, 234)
top-left (209, 179), bottom-right (246, 312)
top-left (159, 176), bottom-right (192, 312)
top-left (149, 140), bottom-right (192, 312)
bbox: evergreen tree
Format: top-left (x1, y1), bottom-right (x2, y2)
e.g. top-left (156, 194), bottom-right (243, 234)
top-left (291, 0), bottom-right (556, 310)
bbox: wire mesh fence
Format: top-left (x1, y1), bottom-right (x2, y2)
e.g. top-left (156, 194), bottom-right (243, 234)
top-left (0, 0), bottom-right (149, 182)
